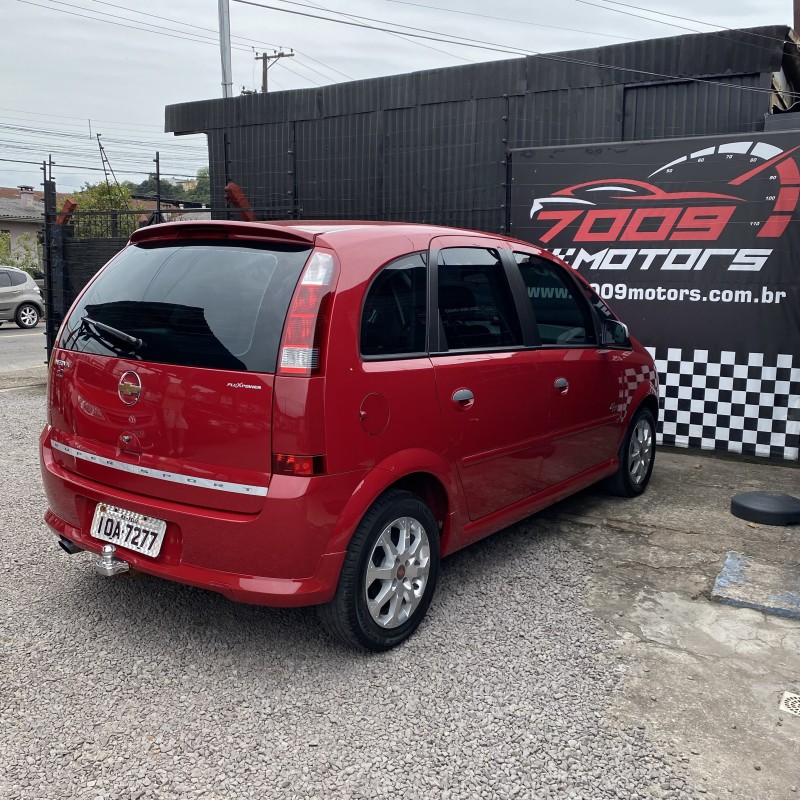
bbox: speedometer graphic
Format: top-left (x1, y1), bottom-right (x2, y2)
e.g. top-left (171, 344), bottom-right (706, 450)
top-left (523, 137), bottom-right (800, 256)
top-left (647, 140), bottom-right (800, 239)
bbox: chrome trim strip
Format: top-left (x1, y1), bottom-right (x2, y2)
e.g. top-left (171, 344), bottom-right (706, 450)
top-left (50, 440), bottom-right (269, 497)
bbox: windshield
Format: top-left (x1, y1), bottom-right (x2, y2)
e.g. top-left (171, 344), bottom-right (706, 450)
top-left (59, 242), bottom-right (311, 373)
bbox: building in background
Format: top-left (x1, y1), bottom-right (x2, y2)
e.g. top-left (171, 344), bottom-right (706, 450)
top-left (0, 186), bottom-right (44, 254)
top-left (165, 25), bottom-right (799, 232)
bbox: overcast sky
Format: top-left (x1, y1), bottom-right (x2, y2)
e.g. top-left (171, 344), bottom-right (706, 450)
top-left (1, 0), bottom-right (792, 192)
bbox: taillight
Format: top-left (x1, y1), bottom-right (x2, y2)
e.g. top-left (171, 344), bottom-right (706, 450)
top-left (272, 454), bottom-right (325, 477)
top-left (278, 249), bottom-right (338, 376)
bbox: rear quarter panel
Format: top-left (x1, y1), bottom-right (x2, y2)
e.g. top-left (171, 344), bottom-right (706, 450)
top-left (318, 233), bottom-right (469, 549)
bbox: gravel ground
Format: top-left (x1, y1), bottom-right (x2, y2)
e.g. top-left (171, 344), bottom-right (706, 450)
top-left (1, 389), bottom-right (709, 800)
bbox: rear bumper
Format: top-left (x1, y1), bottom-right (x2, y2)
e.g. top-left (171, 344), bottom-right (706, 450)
top-left (44, 509), bottom-right (346, 606)
top-left (40, 431), bottom-right (360, 607)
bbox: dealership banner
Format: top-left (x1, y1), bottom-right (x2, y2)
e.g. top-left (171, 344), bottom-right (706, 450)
top-left (510, 132), bottom-right (800, 461)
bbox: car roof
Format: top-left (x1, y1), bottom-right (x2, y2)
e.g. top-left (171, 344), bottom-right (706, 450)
top-left (129, 219), bottom-right (511, 248)
top-left (127, 221), bottom-right (553, 281)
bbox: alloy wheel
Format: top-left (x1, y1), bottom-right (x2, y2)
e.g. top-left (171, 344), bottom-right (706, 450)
top-left (628, 417), bottom-right (654, 485)
top-left (364, 516), bottom-right (431, 629)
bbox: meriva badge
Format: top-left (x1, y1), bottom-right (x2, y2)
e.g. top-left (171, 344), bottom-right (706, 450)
top-left (118, 371), bottom-right (142, 405)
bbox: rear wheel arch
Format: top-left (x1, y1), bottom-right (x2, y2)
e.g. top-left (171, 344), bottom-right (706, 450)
top-left (318, 487), bottom-right (441, 650)
top-left (325, 453), bottom-right (461, 556)
top-left (388, 472), bottom-right (450, 551)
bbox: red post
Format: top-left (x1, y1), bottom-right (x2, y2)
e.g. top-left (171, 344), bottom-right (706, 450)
top-left (224, 182), bottom-right (256, 222)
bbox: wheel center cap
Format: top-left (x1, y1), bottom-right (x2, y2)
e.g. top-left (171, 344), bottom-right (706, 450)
top-left (396, 564), bottom-right (406, 580)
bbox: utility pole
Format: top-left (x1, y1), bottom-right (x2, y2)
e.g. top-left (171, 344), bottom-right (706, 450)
top-left (154, 151), bottom-right (161, 218)
top-left (218, 0), bottom-right (233, 98)
top-left (255, 50), bottom-right (294, 93)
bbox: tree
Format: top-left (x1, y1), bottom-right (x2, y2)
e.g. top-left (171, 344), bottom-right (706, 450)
top-left (68, 182), bottom-right (146, 239)
top-left (69, 181), bottom-right (141, 212)
top-left (185, 167), bottom-right (210, 204)
top-left (0, 231), bottom-right (42, 277)
top-left (125, 174), bottom-right (186, 202)
top-left (124, 167), bottom-right (210, 205)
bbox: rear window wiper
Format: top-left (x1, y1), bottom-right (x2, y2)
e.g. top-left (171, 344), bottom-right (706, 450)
top-left (82, 316), bottom-right (144, 351)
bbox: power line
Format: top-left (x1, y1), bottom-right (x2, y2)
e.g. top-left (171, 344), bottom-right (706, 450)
top-left (590, 0), bottom-right (787, 44)
top-left (575, 0), bottom-right (701, 34)
top-left (301, 0), bottom-right (474, 64)
top-left (379, 0), bottom-right (635, 42)
top-left (232, 0), bottom-right (796, 99)
top-left (17, 0), bottom-right (257, 52)
top-left (78, 0), bottom-right (355, 82)
top-left (233, 0), bottom-right (533, 57)
top-left (0, 156), bottom-right (198, 179)
top-left (0, 106), bottom-right (168, 132)
top-left (17, 0), bottom-right (347, 89)
top-left (575, 0), bottom-right (791, 62)
top-left (0, 123), bottom-right (206, 152)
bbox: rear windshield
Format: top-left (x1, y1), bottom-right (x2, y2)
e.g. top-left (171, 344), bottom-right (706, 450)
top-left (59, 242), bottom-right (311, 373)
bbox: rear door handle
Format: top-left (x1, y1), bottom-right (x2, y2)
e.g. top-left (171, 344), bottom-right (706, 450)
top-left (452, 388), bottom-right (474, 404)
top-left (554, 377), bottom-right (569, 392)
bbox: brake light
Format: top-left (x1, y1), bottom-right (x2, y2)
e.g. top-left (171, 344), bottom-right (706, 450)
top-left (272, 454), bottom-right (325, 476)
top-left (278, 250), bottom-right (338, 376)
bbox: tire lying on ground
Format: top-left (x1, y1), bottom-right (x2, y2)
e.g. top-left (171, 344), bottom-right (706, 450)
top-left (730, 492), bottom-right (800, 526)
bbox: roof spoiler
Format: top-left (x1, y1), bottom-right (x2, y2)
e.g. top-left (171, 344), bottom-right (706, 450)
top-left (129, 220), bottom-right (316, 246)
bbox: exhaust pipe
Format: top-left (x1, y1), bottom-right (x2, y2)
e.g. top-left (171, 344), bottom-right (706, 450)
top-left (95, 544), bottom-right (130, 577)
top-left (58, 537), bottom-right (83, 555)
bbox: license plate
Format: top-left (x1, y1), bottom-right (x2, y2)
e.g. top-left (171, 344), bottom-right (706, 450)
top-left (90, 503), bottom-right (167, 558)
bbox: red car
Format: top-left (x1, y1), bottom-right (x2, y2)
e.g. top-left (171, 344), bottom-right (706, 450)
top-left (40, 221), bottom-right (658, 650)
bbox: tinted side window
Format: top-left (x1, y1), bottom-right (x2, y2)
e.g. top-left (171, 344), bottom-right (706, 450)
top-left (9, 270), bottom-right (28, 286)
top-left (513, 253), bottom-right (596, 346)
top-left (360, 253), bottom-right (426, 357)
top-left (437, 248), bottom-right (521, 350)
top-left (0, 271), bottom-right (11, 288)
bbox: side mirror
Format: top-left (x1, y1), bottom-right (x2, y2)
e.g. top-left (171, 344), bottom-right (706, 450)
top-left (601, 319), bottom-right (630, 347)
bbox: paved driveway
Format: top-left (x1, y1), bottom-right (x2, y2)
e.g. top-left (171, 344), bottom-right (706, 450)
top-left (2, 380), bottom-right (798, 799)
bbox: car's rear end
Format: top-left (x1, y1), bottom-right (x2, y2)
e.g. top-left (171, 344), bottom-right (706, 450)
top-left (40, 222), bottom-right (358, 605)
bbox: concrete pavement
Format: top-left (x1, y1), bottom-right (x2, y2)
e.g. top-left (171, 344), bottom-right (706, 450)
top-left (543, 450), bottom-right (800, 798)
top-left (4, 361), bottom-right (799, 797)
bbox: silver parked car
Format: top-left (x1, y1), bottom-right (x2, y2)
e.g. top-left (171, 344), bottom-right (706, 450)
top-left (0, 265), bottom-right (43, 328)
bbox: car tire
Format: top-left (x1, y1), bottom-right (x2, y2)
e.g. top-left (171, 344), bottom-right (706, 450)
top-left (730, 491), bottom-right (800, 526)
top-left (318, 489), bottom-right (440, 651)
top-left (603, 407), bottom-right (656, 497)
top-left (15, 303), bottom-right (40, 329)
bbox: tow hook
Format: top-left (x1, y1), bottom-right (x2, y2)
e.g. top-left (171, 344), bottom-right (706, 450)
top-left (95, 544), bottom-right (130, 577)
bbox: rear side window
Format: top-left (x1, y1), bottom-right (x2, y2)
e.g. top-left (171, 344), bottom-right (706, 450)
top-left (9, 270), bottom-right (28, 286)
top-left (437, 247), bottom-right (521, 350)
top-left (513, 252), bottom-right (596, 346)
top-left (361, 253), bottom-right (427, 357)
top-left (59, 242), bottom-right (311, 373)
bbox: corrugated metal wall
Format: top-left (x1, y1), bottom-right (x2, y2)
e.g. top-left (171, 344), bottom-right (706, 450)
top-left (622, 74), bottom-right (772, 141)
top-left (296, 112), bottom-right (381, 219)
top-left (166, 25), bottom-right (790, 232)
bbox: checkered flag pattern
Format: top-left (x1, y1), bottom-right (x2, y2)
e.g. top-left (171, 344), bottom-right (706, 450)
top-left (618, 364), bottom-right (658, 416)
top-left (645, 348), bottom-right (800, 461)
